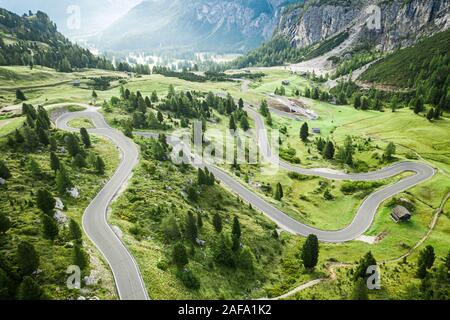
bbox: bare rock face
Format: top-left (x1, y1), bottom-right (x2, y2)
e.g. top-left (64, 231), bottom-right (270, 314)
top-left (276, 0), bottom-right (450, 52)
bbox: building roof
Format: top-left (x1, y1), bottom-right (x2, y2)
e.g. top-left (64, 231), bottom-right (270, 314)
top-left (391, 205), bottom-right (411, 221)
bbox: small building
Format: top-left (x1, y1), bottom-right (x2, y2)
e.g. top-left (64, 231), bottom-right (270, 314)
top-left (282, 80), bottom-right (290, 86)
top-left (312, 128), bottom-right (321, 134)
top-left (391, 205), bottom-right (412, 222)
top-left (72, 80), bottom-right (81, 87)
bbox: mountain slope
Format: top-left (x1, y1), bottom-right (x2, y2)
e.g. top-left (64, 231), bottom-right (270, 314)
top-left (232, 0), bottom-right (450, 68)
top-left (94, 0), bottom-right (300, 53)
top-left (0, 8), bottom-right (113, 71)
top-left (0, 0), bottom-right (142, 39)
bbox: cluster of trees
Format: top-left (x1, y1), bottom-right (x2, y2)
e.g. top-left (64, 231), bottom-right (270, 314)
top-left (116, 62), bottom-right (151, 75)
top-left (231, 35), bottom-right (305, 68)
top-left (231, 32), bottom-right (349, 69)
top-left (228, 98), bottom-right (250, 132)
top-left (152, 66), bottom-right (207, 82)
top-left (167, 208), bottom-right (255, 290)
top-left (303, 86), bottom-right (333, 104)
top-left (415, 246), bottom-right (450, 299)
top-left (197, 168), bottom-right (215, 186)
top-left (274, 86), bottom-right (286, 96)
top-left (332, 50), bottom-right (382, 79)
top-left (112, 86), bottom-right (170, 132)
top-left (259, 100), bottom-right (272, 126)
top-left (7, 104), bottom-right (105, 194)
top-left (0, 221), bottom-right (88, 299)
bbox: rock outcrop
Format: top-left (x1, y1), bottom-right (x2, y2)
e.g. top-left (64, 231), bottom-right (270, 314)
top-left (276, 0), bottom-right (450, 52)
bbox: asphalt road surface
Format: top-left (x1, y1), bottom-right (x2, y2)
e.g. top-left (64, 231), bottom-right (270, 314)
top-left (54, 102), bottom-right (435, 299)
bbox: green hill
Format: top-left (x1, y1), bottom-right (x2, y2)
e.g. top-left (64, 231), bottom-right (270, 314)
top-left (0, 8), bottom-right (114, 71)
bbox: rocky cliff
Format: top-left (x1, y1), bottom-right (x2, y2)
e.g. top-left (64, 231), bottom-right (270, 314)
top-left (276, 0), bottom-right (450, 52)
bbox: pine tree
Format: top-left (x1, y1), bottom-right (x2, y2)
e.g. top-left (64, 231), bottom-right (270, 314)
top-left (185, 212), bottom-right (198, 242)
top-left (383, 142), bottom-right (396, 161)
top-left (65, 134), bottom-right (80, 157)
top-left (29, 158), bottom-right (41, 177)
top-left (36, 189), bottom-right (55, 215)
top-left (145, 96), bottom-right (152, 108)
top-left (197, 168), bottom-right (206, 185)
top-left (266, 112), bottom-right (273, 126)
top-left (50, 152), bottom-right (60, 173)
top-left (197, 212), bottom-right (203, 229)
top-left (433, 107), bottom-right (441, 120)
top-left (0, 212), bottom-right (11, 234)
top-left (157, 111), bottom-right (164, 123)
top-left (56, 165), bottom-right (72, 195)
top-left (42, 215), bottom-right (59, 241)
top-left (354, 95), bottom-right (361, 109)
top-left (232, 216), bottom-right (242, 252)
top-left (259, 100), bottom-right (269, 117)
top-left (0, 161), bottom-right (11, 180)
top-left (95, 156), bottom-right (106, 174)
top-left (69, 219), bottom-right (83, 244)
top-left (416, 245), bottom-right (435, 279)
top-left (73, 244), bottom-right (89, 270)
top-left (414, 96), bottom-right (425, 114)
top-left (426, 108), bottom-right (435, 121)
top-left (172, 242), bottom-right (188, 269)
top-left (361, 96), bottom-right (369, 110)
top-left (354, 252), bottom-right (377, 281)
top-left (73, 154), bottom-right (87, 168)
top-left (300, 122), bottom-right (309, 142)
top-left (301, 234), bottom-right (319, 270)
top-left (274, 183), bottom-right (284, 201)
top-left (213, 235), bottom-right (235, 268)
top-left (17, 276), bottom-right (43, 300)
top-left (390, 95), bottom-right (398, 112)
top-left (17, 242), bottom-right (39, 276)
top-left (49, 136), bottom-right (57, 151)
top-left (151, 90), bottom-right (159, 103)
top-left (323, 141), bottom-right (335, 160)
top-left (213, 213), bottom-right (223, 233)
top-left (79, 128), bottom-right (91, 148)
top-left (240, 116), bottom-right (250, 131)
top-left (238, 98), bottom-right (244, 109)
top-left (238, 247), bottom-right (255, 273)
top-left (16, 89), bottom-right (27, 101)
top-left (229, 116), bottom-right (237, 131)
top-left (15, 129), bottom-right (25, 144)
top-left (352, 278), bottom-right (369, 300)
top-left (35, 126), bottom-right (49, 146)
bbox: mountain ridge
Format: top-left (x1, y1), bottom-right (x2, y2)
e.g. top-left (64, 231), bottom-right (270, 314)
top-left (93, 0), bottom-right (302, 53)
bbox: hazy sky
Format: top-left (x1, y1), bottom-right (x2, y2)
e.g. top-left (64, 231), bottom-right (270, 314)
top-left (0, 0), bottom-right (143, 38)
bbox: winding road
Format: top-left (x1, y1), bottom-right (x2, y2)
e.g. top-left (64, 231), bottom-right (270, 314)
top-left (53, 100), bottom-right (435, 299)
top-left (54, 104), bottom-right (149, 301)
